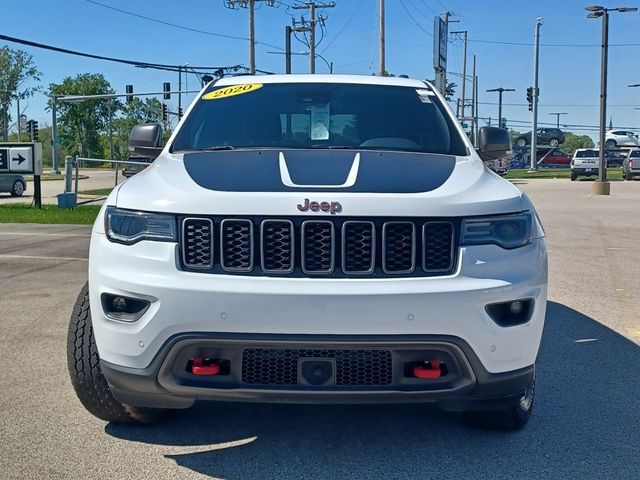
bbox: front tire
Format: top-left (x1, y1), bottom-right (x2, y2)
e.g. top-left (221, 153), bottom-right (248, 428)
top-left (67, 283), bottom-right (166, 424)
top-left (549, 138), bottom-right (559, 147)
top-left (570, 171), bottom-right (578, 181)
top-left (463, 368), bottom-right (536, 431)
top-left (10, 180), bottom-right (25, 197)
top-left (605, 139), bottom-right (616, 150)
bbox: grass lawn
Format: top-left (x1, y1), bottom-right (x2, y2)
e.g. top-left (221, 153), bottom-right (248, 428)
top-left (78, 188), bottom-right (113, 196)
top-left (506, 168), bottom-right (624, 180)
top-left (0, 204), bottom-right (102, 224)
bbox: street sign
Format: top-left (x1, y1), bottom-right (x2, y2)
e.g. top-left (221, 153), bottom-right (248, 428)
top-left (0, 143), bottom-right (41, 174)
top-left (433, 16), bottom-right (448, 70)
top-left (19, 115), bottom-right (28, 130)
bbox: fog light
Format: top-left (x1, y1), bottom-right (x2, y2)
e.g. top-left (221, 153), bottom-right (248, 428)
top-left (101, 293), bottom-right (151, 322)
top-left (485, 299), bottom-right (534, 327)
top-left (112, 297), bottom-right (127, 312)
top-left (509, 301), bottom-right (524, 315)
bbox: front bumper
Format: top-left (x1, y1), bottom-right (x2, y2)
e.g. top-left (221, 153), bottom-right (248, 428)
top-left (89, 233), bottom-right (547, 376)
top-left (101, 333), bottom-right (535, 411)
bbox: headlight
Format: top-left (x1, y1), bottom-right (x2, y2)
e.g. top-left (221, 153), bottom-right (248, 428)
top-left (105, 207), bottom-right (177, 245)
top-left (461, 212), bottom-right (533, 249)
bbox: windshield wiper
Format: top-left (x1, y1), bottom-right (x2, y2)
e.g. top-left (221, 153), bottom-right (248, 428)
top-left (175, 146), bottom-right (236, 152)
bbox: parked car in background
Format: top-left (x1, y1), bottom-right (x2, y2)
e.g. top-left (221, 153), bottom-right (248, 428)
top-left (536, 148), bottom-right (571, 167)
top-left (604, 130), bottom-right (638, 150)
top-left (0, 174), bottom-right (26, 197)
top-left (515, 128), bottom-right (565, 148)
top-left (570, 149), bottom-right (600, 181)
top-left (122, 156), bottom-right (154, 178)
top-left (623, 149), bottom-right (640, 180)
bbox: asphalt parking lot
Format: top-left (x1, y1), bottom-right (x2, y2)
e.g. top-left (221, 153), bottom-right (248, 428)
top-left (0, 179), bottom-right (638, 479)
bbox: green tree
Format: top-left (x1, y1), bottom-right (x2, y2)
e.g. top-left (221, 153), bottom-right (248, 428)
top-left (108, 98), bottom-right (163, 159)
top-left (0, 47), bottom-right (41, 140)
top-left (48, 73), bottom-right (117, 158)
top-left (562, 132), bottom-right (594, 154)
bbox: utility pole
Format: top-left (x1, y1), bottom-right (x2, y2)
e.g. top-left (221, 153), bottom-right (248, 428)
top-left (486, 87), bottom-right (515, 129)
top-left (16, 97), bottom-right (21, 141)
top-left (530, 17), bottom-right (542, 171)
top-left (549, 112), bottom-right (567, 129)
top-left (379, 0), bottom-right (385, 76)
top-left (285, 26), bottom-right (292, 74)
top-left (471, 54), bottom-right (477, 146)
top-left (225, 0), bottom-right (277, 74)
top-left (51, 96), bottom-right (59, 174)
top-left (292, 2), bottom-right (335, 74)
top-left (451, 31), bottom-right (467, 120)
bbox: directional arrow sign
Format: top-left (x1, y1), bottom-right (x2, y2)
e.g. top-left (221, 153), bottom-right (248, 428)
top-left (8, 146), bottom-right (33, 172)
top-left (13, 153), bottom-right (26, 166)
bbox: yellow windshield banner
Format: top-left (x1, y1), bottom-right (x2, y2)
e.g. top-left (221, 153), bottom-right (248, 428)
top-left (202, 83), bottom-right (263, 100)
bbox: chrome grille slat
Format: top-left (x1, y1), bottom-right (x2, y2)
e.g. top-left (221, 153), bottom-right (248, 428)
top-left (180, 217), bottom-right (455, 278)
top-left (220, 219), bottom-right (254, 272)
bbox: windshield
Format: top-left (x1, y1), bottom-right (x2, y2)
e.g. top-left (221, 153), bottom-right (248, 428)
top-left (630, 150), bottom-right (640, 157)
top-left (171, 82), bottom-right (467, 155)
top-left (575, 150), bottom-right (599, 158)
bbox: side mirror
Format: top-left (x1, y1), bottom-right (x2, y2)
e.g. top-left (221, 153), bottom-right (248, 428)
top-left (129, 123), bottom-right (163, 156)
top-left (477, 126), bottom-right (512, 162)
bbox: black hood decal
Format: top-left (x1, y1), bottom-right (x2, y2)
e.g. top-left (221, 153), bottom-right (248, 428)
top-left (182, 149), bottom-right (456, 193)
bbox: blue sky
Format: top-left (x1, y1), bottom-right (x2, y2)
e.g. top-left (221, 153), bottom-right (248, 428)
top-left (4, 0), bottom-right (640, 138)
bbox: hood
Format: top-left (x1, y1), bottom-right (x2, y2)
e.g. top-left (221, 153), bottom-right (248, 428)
top-left (116, 149), bottom-right (524, 217)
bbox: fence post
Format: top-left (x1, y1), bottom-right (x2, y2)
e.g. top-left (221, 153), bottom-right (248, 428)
top-left (64, 156), bottom-right (73, 193)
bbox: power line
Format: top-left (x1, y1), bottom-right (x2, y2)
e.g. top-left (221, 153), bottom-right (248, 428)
top-left (83, 0), bottom-right (284, 50)
top-left (478, 101), bottom-right (640, 108)
top-left (469, 37), bottom-right (640, 48)
top-left (320, 0), bottom-right (365, 54)
top-left (0, 33), bottom-right (244, 73)
top-left (400, 0), bottom-right (433, 37)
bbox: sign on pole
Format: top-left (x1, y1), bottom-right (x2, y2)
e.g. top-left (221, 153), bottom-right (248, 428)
top-left (0, 143), bottom-right (42, 174)
top-left (433, 16), bottom-right (448, 70)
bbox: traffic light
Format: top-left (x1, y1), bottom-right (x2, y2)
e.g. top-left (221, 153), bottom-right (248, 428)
top-left (31, 120), bottom-right (38, 142)
top-left (162, 103), bottom-right (168, 122)
top-left (526, 87), bottom-right (533, 111)
top-left (126, 84), bottom-right (134, 103)
top-left (178, 106), bottom-right (183, 118)
top-left (26, 120), bottom-right (39, 141)
top-left (163, 82), bottom-right (171, 100)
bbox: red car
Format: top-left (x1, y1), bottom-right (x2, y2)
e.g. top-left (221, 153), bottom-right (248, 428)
top-left (537, 149), bottom-right (571, 166)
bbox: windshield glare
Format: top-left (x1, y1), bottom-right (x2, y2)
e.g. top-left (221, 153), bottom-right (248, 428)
top-left (171, 82), bottom-right (467, 155)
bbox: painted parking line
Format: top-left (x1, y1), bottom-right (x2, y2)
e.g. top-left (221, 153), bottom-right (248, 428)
top-left (0, 232), bottom-right (91, 237)
top-left (0, 254), bottom-right (88, 261)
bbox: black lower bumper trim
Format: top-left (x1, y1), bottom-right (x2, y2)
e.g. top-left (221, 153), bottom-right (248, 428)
top-left (101, 333), bottom-right (534, 411)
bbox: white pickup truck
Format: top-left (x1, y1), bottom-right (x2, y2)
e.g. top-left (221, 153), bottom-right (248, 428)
top-left (570, 149), bottom-right (600, 181)
top-left (67, 75), bottom-right (547, 431)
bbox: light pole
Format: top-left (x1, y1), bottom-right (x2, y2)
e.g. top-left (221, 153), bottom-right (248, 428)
top-left (549, 112), bottom-right (568, 129)
top-left (486, 87), bottom-right (515, 128)
top-left (586, 5), bottom-right (637, 195)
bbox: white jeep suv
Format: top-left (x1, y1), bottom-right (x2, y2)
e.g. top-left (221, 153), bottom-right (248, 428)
top-left (67, 75), bottom-right (547, 430)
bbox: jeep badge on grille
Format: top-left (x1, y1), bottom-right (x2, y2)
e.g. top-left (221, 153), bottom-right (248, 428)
top-left (297, 199), bottom-right (342, 215)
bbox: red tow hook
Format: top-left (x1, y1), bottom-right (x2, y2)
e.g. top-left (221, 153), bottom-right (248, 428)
top-left (191, 357), bottom-right (221, 376)
top-left (413, 360), bottom-right (442, 379)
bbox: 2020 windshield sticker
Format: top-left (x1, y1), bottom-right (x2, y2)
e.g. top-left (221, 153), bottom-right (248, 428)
top-left (202, 83), bottom-right (263, 100)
